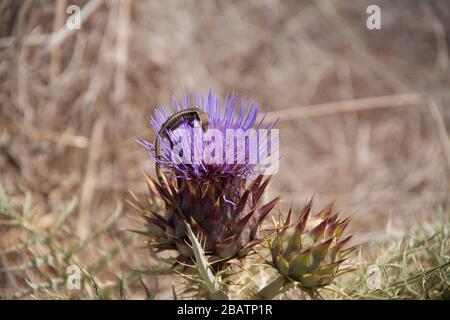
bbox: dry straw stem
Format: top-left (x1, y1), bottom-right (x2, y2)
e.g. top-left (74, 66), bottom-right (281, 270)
top-left (0, 119), bottom-right (89, 149)
top-left (114, 0), bottom-right (132, 103)
top-left (266, 93), bottom-right (425, 123)
top-left (428, 100), bottom-right (450, 172)
top-left (77, 117), bottom-right (106, 238)
top-left (315, 0), bottom-right (409, 91)
top-left (46, 0), bottom-right (104, 51)
top-left (0, 1), bottom-right (104, 49)
top-left (50, 0), bottom-right (68, 81)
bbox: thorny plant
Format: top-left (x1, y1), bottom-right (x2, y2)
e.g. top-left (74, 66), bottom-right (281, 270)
top-left (129, 91), bottom-right (359, 299)
top-left (0, 184), bottom-right (148, 300)
top-left (329, 210), bottom-right (449, 300)
top-left (1, 90), bottom-right (448, 300)
top-left (0, 184), bottom-right (448, 299)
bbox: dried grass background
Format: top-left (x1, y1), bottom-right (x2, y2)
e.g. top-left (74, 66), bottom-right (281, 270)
top-left (0, 0), bottom-right (449, 298)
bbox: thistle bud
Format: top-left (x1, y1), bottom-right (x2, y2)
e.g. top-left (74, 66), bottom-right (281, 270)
top-left (269, 199), bottom-right (357, 290)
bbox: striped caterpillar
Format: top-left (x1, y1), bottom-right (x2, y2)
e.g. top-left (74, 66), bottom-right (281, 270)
top-left (155, 108), bottom-right (209, 190)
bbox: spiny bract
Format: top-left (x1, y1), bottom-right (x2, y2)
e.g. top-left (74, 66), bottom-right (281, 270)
top-left (269, 198), bottom-right (357, 291)
top-left (132, 91), bottom-right (280, 269)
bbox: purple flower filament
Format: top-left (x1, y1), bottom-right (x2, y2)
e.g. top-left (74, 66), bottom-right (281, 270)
top-left (141, 90), bottom-right (280, 183)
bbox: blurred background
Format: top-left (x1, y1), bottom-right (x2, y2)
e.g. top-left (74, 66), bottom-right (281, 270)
top-left (0, 0), bottom-right (449, 298)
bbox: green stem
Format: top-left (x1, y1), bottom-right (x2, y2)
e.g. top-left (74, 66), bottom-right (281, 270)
top-left (251, 276), bottom-right (286, 300)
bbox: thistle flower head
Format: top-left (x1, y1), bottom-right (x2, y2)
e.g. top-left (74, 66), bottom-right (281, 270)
top-left (132, 91), bottom-right (280, 269)
top-left (141, 90), bottom-right (279, 183)
top-left (269, 199), bottom-right (358, 292)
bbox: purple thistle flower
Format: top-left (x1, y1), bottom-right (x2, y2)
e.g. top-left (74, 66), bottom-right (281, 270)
top-left (132, 90), bottom-right (281, 267)
top-left (141, 90), bottom-right (279, 184)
